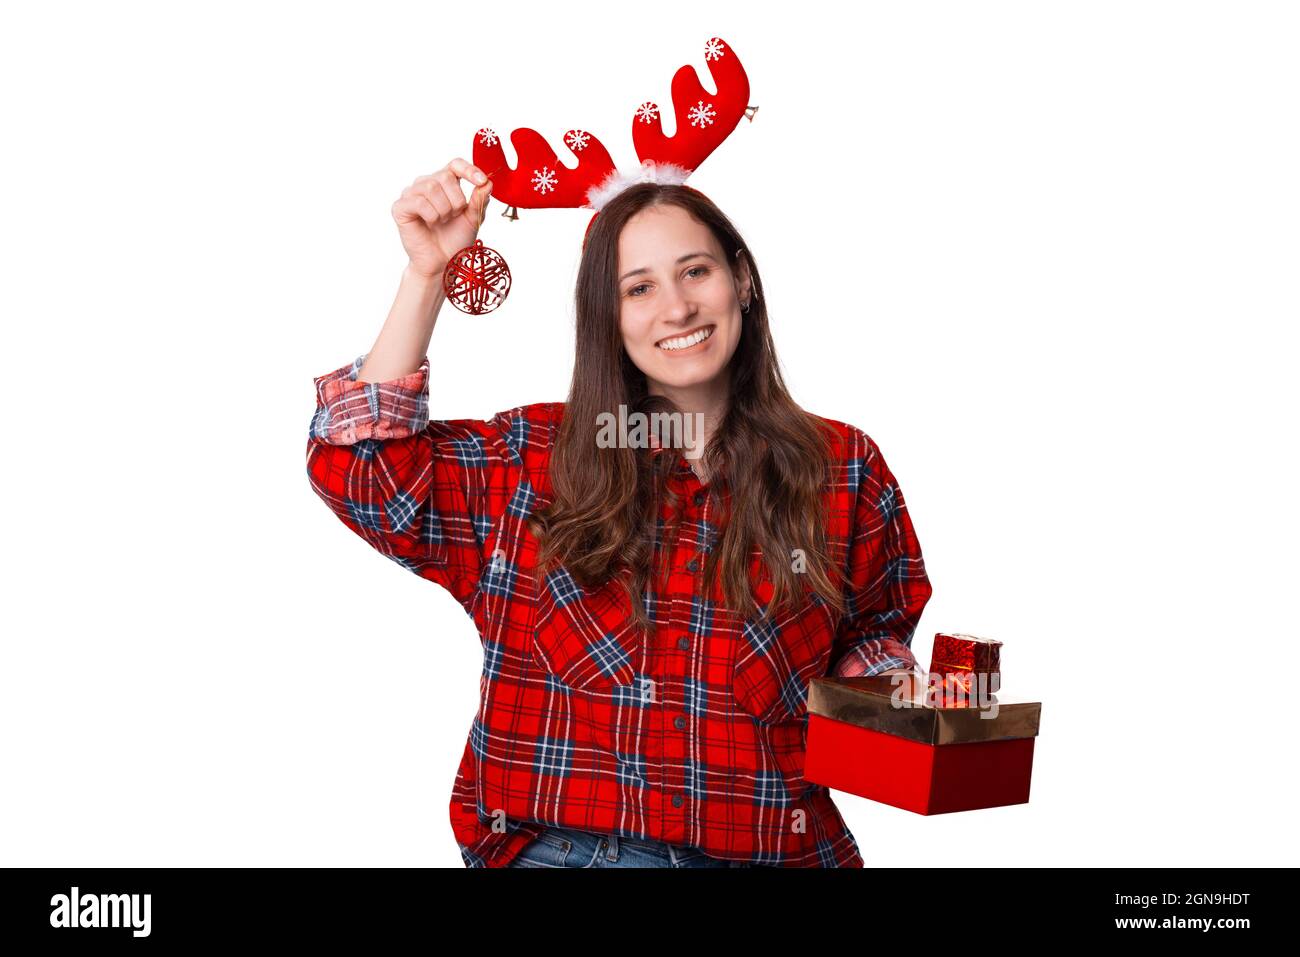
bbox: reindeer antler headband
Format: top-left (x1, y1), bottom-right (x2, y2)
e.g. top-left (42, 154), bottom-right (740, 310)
top-left (474, 36), bottom-right (756, 243)
top-left (440, 37), bottom-right (757, 315)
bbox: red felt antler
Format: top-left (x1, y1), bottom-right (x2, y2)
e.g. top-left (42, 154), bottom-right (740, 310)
top-left (631, 37), bottom-right (752, 174)
top-left (472, 126), bottom-right (617, 213)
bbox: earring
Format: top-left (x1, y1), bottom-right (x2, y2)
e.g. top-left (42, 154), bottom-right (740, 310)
top-left (741, 300), bottom-right (751, 313)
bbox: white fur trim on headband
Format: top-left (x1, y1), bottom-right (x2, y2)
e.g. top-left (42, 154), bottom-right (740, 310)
top-left (585, 160), bottom-right (693, 211)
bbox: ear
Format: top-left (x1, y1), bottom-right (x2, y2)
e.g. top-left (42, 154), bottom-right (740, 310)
top-left (735, 249), bottom-right (754, 302)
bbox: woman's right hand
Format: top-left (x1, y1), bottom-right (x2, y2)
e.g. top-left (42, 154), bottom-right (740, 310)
top-left (391, 158), bottom-right (494, 280)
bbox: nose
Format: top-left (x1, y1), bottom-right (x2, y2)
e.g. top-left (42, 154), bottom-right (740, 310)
top-left (659, 280), bottom-right (697, 324)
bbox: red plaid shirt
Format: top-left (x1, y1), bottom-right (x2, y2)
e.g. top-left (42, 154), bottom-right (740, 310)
top-left (306, 354), bottom-right (933, 867)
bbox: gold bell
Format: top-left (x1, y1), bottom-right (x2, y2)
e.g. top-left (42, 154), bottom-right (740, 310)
top-left (744, 105), bottom-right (759, 122)
top-left (501, 205), bottom-right (519, 221)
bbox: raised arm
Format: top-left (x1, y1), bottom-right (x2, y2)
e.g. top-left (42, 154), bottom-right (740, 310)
top-left (305, 159), bottom-right (514, 613)
top-left (355, 157), bottom-right (493, 383)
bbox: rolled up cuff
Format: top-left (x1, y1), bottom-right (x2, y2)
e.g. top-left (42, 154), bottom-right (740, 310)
top-left (310, 354), bottom-right (430, 445)
top-left (830, 637), bottom-right (919, 678)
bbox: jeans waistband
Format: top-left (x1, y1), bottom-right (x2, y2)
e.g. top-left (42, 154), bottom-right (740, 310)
top-left (546, 825), bottom-right (714, 865)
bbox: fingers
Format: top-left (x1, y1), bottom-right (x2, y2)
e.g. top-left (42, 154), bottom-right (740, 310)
top-left (430, 171), bottom-right (467, 218)
top-left (411, 173), bottom-right (467, 219)
top-left (406, 158), bottom-right (487, 193)
top-left (391, 194), bottom-right (441, 230)
top-left (448, 157), bottom-right (489, 187)
top-left (397, 177), bottom-right (451, 219)
top-left (393, 159), bottom-right (492, 229)
top-left (469, 177), bottom-right (493, 223)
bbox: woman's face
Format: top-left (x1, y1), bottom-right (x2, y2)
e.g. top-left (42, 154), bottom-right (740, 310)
top-left (616, 204), bottom-right (750, 393)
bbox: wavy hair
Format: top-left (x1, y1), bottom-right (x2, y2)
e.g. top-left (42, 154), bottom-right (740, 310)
top-left (526, 183), bottom-right (847, 628)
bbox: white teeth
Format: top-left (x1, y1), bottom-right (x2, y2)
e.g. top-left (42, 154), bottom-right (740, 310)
top-left (657, 326), bottom-right (714, 351)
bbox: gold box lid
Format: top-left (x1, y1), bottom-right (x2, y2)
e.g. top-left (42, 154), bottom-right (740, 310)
top-left (807, 675), bottom-right (1042, 746)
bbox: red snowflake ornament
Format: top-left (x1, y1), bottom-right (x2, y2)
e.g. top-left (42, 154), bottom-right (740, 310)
top-left (442, 239), bottom-right (511, 315)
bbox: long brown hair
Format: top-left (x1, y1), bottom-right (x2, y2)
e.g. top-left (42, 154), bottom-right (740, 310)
top-left (526, 183), bottom-right (847, 628)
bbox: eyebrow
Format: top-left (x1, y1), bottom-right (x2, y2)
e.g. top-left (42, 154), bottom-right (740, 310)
top-left (619, 251), bottom-right (718, 284)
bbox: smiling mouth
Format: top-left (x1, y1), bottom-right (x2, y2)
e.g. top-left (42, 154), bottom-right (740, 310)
top-left (656, 324), bottom-right (716, 351)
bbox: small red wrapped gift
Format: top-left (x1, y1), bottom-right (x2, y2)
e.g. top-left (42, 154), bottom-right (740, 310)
top-left (804, 653), bottom-right (1041, 814)
top-left (929, 632), bottom-right (1002, 701)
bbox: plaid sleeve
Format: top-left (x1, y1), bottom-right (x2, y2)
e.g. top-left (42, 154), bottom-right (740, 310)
top-left (829, 430), bottom-right (934, 678)
top-left (305, 354), bottom-right (524, 614)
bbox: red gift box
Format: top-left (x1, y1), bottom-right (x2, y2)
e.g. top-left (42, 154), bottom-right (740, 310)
top-left (930, 632), bottom-right (1002, 699)
top-left (804, 674), bottom-right (1041, 814)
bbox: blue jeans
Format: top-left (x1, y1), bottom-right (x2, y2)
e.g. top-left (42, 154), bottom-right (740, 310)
top-left (507, 825), bottom-right (756, 868)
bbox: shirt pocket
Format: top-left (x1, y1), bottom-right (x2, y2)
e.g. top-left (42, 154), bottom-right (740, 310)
top-left (531, 564), bottom-right (646, 692)
top-left (729, 554), bottom-right (838, 725)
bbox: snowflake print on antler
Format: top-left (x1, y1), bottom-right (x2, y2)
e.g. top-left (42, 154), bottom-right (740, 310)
top-left (704, 38), bottom-right (726, 61)
top-left (635, 101), bottom-right (660, 125)
top-left (477, 128), bottom-right (499, 147)
top-left (531, 166), bottom-right (559, 195)
top-left (688, 100), bottom-right (717, 129)
top-left (564, 129), bottom-right (591, 151)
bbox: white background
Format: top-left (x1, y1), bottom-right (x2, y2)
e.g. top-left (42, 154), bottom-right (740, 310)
top-left (2, 0), bottom-right (1296, 867)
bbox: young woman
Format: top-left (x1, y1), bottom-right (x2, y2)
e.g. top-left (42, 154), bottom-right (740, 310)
top-left (306, 157), bottom-right (934, 868)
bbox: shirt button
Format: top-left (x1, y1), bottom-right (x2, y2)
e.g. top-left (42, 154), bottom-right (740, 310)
top-left (672, 794), bottom-right (684, 808)
top-left (676, 637), bottom-right (690, 651)
top-left (693, 491), bottom-right (706, 506)
top-left (685, 559), bottom-right (698, 573)
top-left (674, 715), bottom-right (686, 730)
